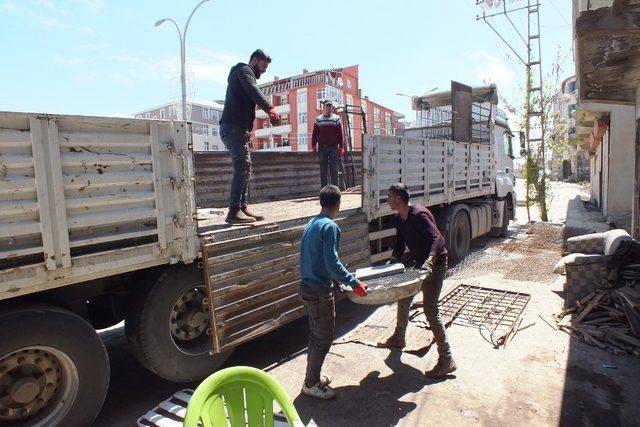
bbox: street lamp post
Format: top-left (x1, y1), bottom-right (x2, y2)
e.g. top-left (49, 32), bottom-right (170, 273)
top-left (155, 0), bottom-right (210, 121)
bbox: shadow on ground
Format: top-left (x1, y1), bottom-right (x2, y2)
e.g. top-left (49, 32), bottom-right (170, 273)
top-left (293, 351), bottom-right (450, 427)
top-left (94, 299), bottom-right (377, 426)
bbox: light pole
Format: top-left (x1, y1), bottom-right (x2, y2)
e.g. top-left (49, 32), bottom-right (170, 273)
top-left (155, 0), bottom-right (210, 121)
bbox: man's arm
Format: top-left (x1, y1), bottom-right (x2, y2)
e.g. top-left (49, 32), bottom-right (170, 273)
top-left (391, 219), bottom-right (406, 262)
top-left (336, 117), bottom-right (344, 147)
top-left (415, 211), bottom-right (446, 259)
top-left (237, 65), bottom-right (272, 112)
top-left (322, 223), bottom-right (360, 288)
top-left (311, 120), bottom-right (319, 151)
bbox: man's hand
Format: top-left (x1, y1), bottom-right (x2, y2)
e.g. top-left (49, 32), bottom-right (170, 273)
top-left (268, 108), bottom-right (281, 126)
top-left (353, 282), bottom-right (368, 297)
top-left (426, 256), bottom-right (436, 266)
top-left (245, 131), bottom-right (251, 141)
top-left (338, 145), bottom-right (344, 158)
top-left (312, 144), bottom-right (318, 153)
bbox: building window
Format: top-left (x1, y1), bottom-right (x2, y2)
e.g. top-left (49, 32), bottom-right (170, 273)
top-left (361, 101), bottom-right (367, 114)
top-left (298, 112), bottom-right (307, 124)
top-left (169, 106), bottom-right (177, 117)
top-left (282, 136), bottom-right (290, 146)
top-left (204, 140), bottom-right (210, 151)
top-left (316, 85), bottom-right (343, 107)
top-left (346, 79), bottom-right (352, 89)
top-left (160, 108), bottom-right (166, 119)
top-left (374, 125), bottom-right (381, 135)
top-left (202, 107), bottom-right (210, 119)
top-left (145, 113), bottom-right (151, 118)
top-left (212, 126), bottom-right (219, 137)
top-left (263, 122), bottom-right (268, 128)
top-left (280, 95), bottom-right (288, 105)
top-left (153, 115), bottom-right (158, 119)
top-left (203, 124), bottom-right (210, 135)
top-left (297, 91), bottom-right (307, 103)
top-left (298, 134), bottom-right (308, 147)
top-left (281, 115), bottom-right (289, 125)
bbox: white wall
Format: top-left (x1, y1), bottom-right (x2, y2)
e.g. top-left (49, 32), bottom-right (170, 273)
top-left (606, 105), bottom-right (636, 217)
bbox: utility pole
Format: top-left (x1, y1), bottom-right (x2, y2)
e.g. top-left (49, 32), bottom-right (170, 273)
top-left (476, 0), bottom-right (547, 222)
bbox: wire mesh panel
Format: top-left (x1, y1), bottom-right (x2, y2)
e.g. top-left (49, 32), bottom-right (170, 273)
top-left (438, 284), bottom-right (530, 339)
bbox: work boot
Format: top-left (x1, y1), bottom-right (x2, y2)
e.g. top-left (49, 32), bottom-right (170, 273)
top-left (241, 206), bottom-right (265, 221)
top-left (376, 334), bottom-right (406, 349)
top-left (301, 382), bottom-right (336, 400)
top-left (225, 207), bottom-right (256, 224)
top-left (425, 356), bottom-right (457, 378)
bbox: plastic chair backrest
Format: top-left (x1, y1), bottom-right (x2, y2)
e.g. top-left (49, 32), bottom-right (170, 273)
top-left (183, 366), bottom-right (303, 427)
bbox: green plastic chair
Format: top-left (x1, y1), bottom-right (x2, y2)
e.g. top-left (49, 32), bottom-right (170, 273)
top-left (183, 366), bottom-right (304, 427)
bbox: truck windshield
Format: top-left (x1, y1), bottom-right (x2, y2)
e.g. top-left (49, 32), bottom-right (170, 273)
top-left (503, 132), bottom-right (514, 159)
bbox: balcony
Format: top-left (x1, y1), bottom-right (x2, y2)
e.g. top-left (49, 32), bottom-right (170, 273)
top-left (255, 104), bottom-right (290, 119)
top-left (254, 124), bottom-right (292, 138)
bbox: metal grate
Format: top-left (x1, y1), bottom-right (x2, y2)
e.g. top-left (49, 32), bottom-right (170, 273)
top-left (439, 284), bottom-right (530, 343)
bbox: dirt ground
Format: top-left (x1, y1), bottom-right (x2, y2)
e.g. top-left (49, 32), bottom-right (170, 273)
top-left (95, 182), bottom-right (640, 426)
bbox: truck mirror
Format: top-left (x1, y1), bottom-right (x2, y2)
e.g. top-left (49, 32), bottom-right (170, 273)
top-left (519, 131), bottom-right (526, 157)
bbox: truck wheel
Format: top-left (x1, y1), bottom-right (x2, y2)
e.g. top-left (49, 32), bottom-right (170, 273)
top-left (125, 265), bottom-right (232, 382)
top-left (447, 211), bottom-right (471, 263)
top-left (0, 305), bottom-right (109, 427)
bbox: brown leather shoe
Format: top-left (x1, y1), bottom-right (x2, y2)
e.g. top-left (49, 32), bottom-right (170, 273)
top-left (376, 334), bottom-right (406, 349)
top-left (225, 208), bottom-right (256, 224)
top-left (241, 206), bottom-right (264, 221)
top-left (425, 357), bottom-right (457, 378)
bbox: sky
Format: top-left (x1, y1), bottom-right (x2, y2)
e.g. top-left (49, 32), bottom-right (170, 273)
top-left (0, 0), bottom-right (574, 122)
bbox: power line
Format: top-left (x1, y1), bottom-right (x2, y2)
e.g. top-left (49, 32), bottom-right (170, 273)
top-left (547, 0), bottom-right (571, 27)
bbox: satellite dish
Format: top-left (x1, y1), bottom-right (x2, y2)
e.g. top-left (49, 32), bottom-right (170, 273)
top-left (337, 77), bottom-right (344, 87)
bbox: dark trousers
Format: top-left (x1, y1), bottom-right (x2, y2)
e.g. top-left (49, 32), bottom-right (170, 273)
top-left (395, 261), bottom-right (451, 359)
top-left (318, 145), bottom-right (339, 188)
top-left (300, 286), bottom-right (335, 387)
top-left (220, 123), bottom-right (251, 209)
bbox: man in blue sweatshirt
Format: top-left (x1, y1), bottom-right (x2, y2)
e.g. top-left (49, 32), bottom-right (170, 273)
top-left (299, 185), bottom-right (368, 400)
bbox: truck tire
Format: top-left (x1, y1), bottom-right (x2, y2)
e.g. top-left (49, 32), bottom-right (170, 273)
top-left (125, 265), bottom-right (232, 382)
top-left (447, 210), bottom-right (471, 263)
top-left (0, 305), bottom-right (109, 427)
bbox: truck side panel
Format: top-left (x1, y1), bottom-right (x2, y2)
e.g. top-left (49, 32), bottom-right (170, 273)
top-left (0, 112), bottom-right (196, 301)
top-left (363, 135), bottom-right (495, 220)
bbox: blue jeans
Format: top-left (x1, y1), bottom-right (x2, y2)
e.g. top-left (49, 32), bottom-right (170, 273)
top-left (220, 123), bottom-right (251, 209)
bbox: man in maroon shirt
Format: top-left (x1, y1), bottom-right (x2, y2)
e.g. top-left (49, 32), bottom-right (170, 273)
top-left (311, 100), bottom-right (344, 188)
top-left (377, 183), bottom-right (456, 378)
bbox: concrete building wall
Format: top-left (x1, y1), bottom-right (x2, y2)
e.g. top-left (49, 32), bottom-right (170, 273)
top-left (606, 105), bottom-right (636, 217)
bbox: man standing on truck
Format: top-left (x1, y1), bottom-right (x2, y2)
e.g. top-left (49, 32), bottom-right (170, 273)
top-left (299, 185), bottom-right (368, 399)
top-left (311, 100), bottom-right (344, 188)
top-left (377, 183), bottom-right (456, 378)
top-left (220, 49), bottom-right (281, 224)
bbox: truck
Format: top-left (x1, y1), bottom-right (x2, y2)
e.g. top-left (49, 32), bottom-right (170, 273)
top-left (0, 81), bottom-right (515, 426)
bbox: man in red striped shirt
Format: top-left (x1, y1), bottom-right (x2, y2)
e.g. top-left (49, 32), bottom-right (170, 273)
top-left (311, 100), bottom-right (344, 188)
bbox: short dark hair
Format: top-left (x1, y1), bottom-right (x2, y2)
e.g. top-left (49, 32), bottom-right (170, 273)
top-left (250, 49), bottom-right (271, 63)
top-left (320, 185), bottom-right (341, 208)
top-left (388, 183), bottom-right (409, 202)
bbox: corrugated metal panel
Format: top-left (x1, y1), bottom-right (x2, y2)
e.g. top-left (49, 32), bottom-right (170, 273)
top-left (203, 209), bottom-right (370, 353)
top-left (362, 135), bottom-right (495, 220)
top-left (194, 151), bottom-right (362, 208)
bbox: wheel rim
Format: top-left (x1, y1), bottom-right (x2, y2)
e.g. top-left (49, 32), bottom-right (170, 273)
top-left (169, 287), bottom-right (212, 355)
top-left (0, 347), bottom-right (78, 426)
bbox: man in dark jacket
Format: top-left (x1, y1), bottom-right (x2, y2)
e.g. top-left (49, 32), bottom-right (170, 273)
top-left (220, 49), bottom-right (280, 224)
top-left (377, 183), bottom-right (456, 378)
top-left (311, 100), bottom-right (344, 188)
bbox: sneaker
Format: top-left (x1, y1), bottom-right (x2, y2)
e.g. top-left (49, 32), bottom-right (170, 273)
top-left (425, 357), bottom-right (457, 378)
top-left (301, 382), bottom-right (336, 400)
top-left (225, 208), bottom-right (256, 224)
top-left (241, 206), bottom-right (265, 221)
top-left (376, 334), bottom-right (406, 349)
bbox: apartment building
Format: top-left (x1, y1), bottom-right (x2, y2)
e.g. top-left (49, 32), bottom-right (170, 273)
top-left (134, 99), bottom-right (224, 151)
top-left (251, 65), bottom-right (403, 151)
